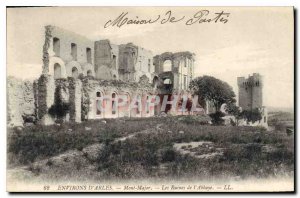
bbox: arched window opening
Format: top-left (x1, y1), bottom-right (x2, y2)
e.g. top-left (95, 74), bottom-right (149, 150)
top-left (164, 79), bottom-right (172, 85)
top-left (87, 70), bottom-right (93, 77)
top-left (96, 91), bottom-right (102, 115)
top-left (54, 63), bottom-right (61, 79)
top-left (163, 60), bottom-right (172, 72)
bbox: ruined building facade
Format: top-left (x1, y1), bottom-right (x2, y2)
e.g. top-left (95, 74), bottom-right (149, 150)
top-left (237, 73), bottom-right (268, 128)
top-left (7, 25), bottom-right (197, 126)
top-left (153, 52), bottom-right (194, 93)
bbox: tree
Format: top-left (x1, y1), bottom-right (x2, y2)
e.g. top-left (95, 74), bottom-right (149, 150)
top-left (225, 103), bottom-right (243, 126)
top-left (189, 76), bottom-right (236, 111)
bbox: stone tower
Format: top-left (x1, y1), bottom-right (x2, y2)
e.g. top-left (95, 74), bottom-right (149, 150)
top-left (237, 73), bottom-right (268, 128)
top-left (237, 73), bottom-right (263, 110)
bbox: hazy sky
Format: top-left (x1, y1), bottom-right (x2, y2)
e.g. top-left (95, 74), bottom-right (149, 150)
top-left (7, 7), bottom-right (294, 108)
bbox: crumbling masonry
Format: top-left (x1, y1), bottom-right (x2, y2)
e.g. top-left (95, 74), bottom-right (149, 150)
top-left (7, 25), bottom-right (197, 126)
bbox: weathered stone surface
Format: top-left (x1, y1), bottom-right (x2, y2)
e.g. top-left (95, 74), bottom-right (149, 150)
top-left (8, 25), bottom-right (197, 126)
top-left (36, 75), bottom-right (55, 125)
top-left (153, 51), bottom-right (195, 92)
top-left (118, 43), bottom-right (154, 82)
top-left (7, 76), bottom-right (35, 127)
top-left (69, 79), bottom-right (82, 123)
top-left (42, 25), bottom-right (53, 74)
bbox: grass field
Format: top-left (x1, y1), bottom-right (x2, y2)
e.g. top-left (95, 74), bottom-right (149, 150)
top-left (7, 115), bottom-right (294, 182)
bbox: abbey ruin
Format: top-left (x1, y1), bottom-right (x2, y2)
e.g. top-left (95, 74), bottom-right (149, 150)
top-left (7, 25), bottom-right (268, 128)
top-left (7, 25), bottom-right (196, 126)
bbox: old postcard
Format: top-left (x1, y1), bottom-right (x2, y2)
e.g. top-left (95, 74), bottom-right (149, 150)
top-left (6, 7), bottom-right (294, 192)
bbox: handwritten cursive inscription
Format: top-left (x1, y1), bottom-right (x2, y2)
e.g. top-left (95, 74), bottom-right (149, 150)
top-left (104, 10), bottom-right (230, 28)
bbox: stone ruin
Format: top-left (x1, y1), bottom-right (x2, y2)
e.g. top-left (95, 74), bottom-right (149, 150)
top-left (7, 25), bottom-right (197, 127)
top-left (237, 73), bottom-right (268, 128)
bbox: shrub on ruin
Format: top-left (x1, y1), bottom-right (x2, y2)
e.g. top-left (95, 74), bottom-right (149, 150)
top-left (48, 86), bottom-right (70, 120)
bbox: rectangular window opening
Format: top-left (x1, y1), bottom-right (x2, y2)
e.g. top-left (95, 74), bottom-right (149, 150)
top-left (86, 48), bottom-right (92, 63)
top-left (71, 43), bottom-right (77, 60)
top-left (53, 37), bottom-right (60, 56)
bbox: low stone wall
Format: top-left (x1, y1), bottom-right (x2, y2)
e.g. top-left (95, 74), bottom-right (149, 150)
top-left (7, 74), bottom-right (170, 127)
top-left (7, 77), bottom-right (35, 127)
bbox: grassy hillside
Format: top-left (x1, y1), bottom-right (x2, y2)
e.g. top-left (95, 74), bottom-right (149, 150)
top-left (8, 117), bottom-right (164, 165)
top-left (7, 115), bottom-right (294, 181)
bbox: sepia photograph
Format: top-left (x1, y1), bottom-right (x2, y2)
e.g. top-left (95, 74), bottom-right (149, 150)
top-left (6, 6), bottom-right (294, 192)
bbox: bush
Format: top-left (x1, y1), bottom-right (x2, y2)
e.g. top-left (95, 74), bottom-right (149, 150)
top-left (48, 86), bottom-right (70, 120)
top-left (161, 148), bottom-right (176, 162)
top-left (209, 111), bottom-right (225, 125)
top-left (241, 108), bottom-right (262, 124)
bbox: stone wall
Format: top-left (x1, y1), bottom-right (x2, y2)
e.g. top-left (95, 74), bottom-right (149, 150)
top-left (46, 25), bottom-right (94, 65)
top-left (8, 26), bottom-right (199, 127)
top-left (153, 51), bottom-right (195, 91)
top-left (43, 25), bottom-right (95, 79)
top-left (118, 43), bottom-right (154, 82)
top-left (7, 76), bottom-right (35, 127)
top-left (93, 40), bottom-right (119, 80)
top-left (81, 77), bottom-right (156, 119)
